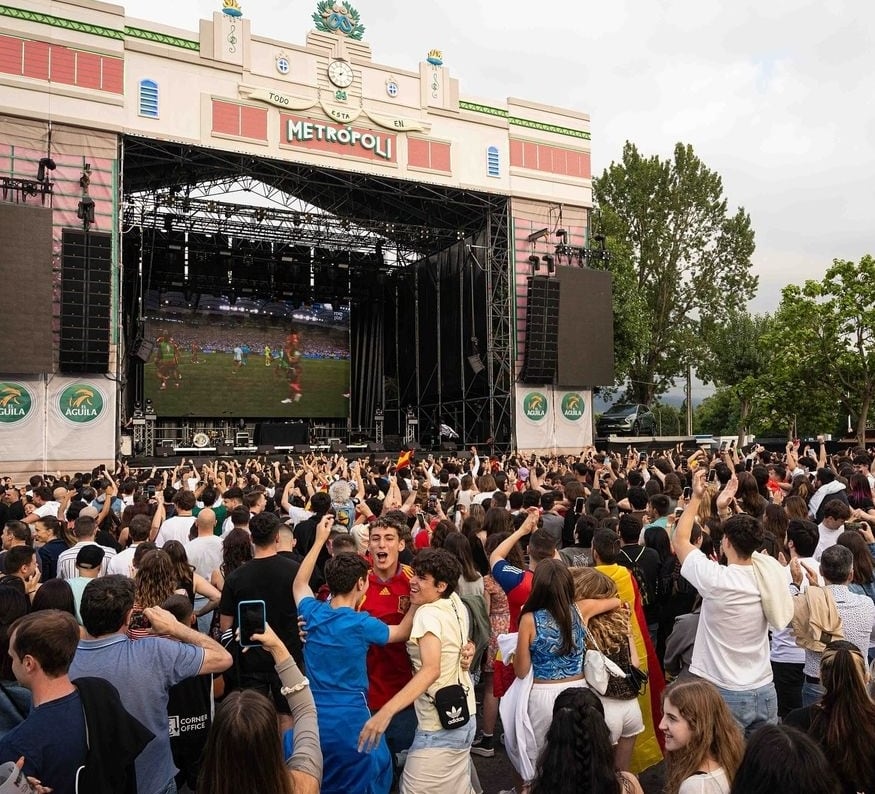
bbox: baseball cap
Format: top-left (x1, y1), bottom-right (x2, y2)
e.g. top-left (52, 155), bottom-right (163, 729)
top-left (76, 545), bottom-right (105, 570)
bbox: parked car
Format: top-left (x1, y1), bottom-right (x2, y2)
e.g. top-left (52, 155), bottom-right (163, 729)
top-left (596, 403), bottom-right (656, 437)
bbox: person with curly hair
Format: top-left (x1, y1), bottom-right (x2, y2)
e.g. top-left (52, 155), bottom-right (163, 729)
top-left (211, 527), bottom-right (253, 591)
top-left (162, 540), bottom-right (222, 620)
top-left (529, 687), bottom-right (643, 794)
top-left (570, 567), bottom-right (644, 771)
top-left (128, 548), bottom-right (180, 639)
top-left (660, 678), bottom-right (744, 794)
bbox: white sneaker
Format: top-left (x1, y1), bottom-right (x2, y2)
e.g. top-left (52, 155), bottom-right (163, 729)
top-left (281, 398), bottom-right (293, 404)
top-left (294, 393), bottom-right (302, 402)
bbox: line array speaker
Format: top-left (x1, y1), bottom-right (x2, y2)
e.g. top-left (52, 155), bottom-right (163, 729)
top-left (520, 276), bottom-right (560, 384)
top-left (59, 229), bottom-right (112, 373)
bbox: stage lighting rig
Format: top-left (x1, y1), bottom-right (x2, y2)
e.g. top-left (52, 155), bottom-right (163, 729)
top-left (528, 254), bottom-right (541, 273)
top-left (526, 227), bottom-right (550, 243)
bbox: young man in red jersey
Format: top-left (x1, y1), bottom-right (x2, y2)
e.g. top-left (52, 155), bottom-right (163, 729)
top-left (360, 517), bottom-right (416, 775)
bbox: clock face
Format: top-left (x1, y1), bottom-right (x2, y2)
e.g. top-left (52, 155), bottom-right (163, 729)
top-left (328, 60), bottom-right (354, 88)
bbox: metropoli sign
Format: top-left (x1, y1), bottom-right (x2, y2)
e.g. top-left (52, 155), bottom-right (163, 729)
top-left (280, 114), bottom-right (397, 163)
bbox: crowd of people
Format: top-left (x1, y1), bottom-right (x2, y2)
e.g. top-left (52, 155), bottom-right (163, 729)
top-left (0, 436), bottom-right (874, 793)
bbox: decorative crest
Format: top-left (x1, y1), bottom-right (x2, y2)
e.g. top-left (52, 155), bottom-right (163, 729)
top-left (222, 0), bottom-right (243, 17)
top-left (313, 1), bottom-right (365, 40)
top-left (427, 49), bottom-right (443, 66)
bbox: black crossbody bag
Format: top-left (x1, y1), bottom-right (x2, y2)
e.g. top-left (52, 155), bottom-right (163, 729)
top-left (427, 598), bottom-right (470, 730)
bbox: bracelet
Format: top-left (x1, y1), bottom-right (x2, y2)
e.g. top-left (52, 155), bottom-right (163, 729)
top-left (280, 677), bottom-right (310, 697)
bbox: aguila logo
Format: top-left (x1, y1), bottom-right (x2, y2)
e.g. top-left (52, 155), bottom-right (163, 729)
top-left (561, 392), bottom-right (585, 421)
top-left (522, 392), bottom-right (548, 421)
top-left (59, 384), bottom-right (104, 424)
top-left (0, 383), bottom-right (32, 423)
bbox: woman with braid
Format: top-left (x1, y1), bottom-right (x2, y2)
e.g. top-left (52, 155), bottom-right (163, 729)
top-left (529, 687), bottom-right (643, 794)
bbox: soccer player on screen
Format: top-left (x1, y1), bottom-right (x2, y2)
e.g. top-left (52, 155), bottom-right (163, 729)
top-left (280, 329), bottom-right (303, 404)
top-left (155, 333), bottom-right (181, 390)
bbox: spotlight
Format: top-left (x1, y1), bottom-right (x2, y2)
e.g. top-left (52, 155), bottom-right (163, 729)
top-left (36, 157), bottom-right (56, 183)
top-left (594, 233), bottom-right (606, 246)
top-left (77, 197), bottom-right (95, 227)
top-left (555, 228), bottom-right (567, 241)
top-left (528, 255), bottom-right (541, 273)
top-left (543, 254), bottom-right (555, 274)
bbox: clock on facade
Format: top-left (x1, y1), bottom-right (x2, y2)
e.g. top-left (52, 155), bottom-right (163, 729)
top-left (327, 59), bottom-right (354, 88)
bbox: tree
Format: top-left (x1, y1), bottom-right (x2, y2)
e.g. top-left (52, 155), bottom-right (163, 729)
top-left (594, 142), bottom-right (757, 404)
top-left (694, 388), bottom-right (742, 437)
top-left (762, 255), bottom-right (875, 442)
top-left (698, 309), bottom-right (771, 441)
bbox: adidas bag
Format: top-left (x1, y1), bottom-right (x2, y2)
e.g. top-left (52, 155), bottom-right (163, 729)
top-left (431, 683), bottom-right (470, 730)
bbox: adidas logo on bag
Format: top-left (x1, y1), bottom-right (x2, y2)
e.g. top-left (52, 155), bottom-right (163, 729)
top-left (444, 706), bottom-right (465, 726)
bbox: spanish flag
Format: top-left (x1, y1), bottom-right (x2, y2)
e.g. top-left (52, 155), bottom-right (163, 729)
top-left (396, 449), bottom-right (413, 470)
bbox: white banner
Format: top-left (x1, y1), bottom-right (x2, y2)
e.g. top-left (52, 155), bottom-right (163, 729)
top-left (554, 389), bottom-right (593, 453)
top-left (0, 376), bottom-right (116, 470)
top-left (514, 385), bottom-right (593, 454)
top-left (46, 377), bottom-right (116, 462)
top-left (515, 386), bottom-right (554, 452)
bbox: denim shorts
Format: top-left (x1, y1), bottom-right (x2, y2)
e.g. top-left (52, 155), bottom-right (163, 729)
top-left (408, 718), bottom-right (476, 751)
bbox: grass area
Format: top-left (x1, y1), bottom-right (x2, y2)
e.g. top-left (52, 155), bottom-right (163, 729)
top-left (144, 352), bottom-right (350, 417)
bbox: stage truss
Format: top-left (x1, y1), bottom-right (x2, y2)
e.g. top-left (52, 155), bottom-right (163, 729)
top-left (120, 136), bottom-right (513, 451)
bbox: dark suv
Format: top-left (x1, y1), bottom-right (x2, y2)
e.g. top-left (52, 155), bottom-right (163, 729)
top-left (596, 403), bottom-right (656, 437)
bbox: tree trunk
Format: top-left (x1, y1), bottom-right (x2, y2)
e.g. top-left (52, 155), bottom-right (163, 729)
top-left (737, 396), bottom-right (751, 446)
top-left (856, 394), bottom-right (871, 445)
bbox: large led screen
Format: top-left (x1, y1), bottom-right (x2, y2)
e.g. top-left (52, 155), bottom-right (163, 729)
top-left (143, 298), bottom-right (350, 417)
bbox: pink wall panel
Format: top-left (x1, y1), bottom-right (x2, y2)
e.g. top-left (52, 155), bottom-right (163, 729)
top-left (429, 142), bottom-right (451, 172)
top-left (0, 35), bottom-right (23, 76)
top-left (240, 105), bottom-right (268, 140)
top-left (50, 46), bottom-right (76, 85)
top-left (74, 51), bottom-right (101, 90)
top-left (22, 40), bottom-right (49, 81)
top-left (407, 137), bottom-right (430, 168)
top-left (100, 57), bottom-right (123, 94)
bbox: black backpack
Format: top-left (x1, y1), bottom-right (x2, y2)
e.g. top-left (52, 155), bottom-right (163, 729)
top-left (620, 547), bottom-right (653, 607)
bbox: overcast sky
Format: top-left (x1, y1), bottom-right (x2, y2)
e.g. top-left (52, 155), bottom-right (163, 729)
top-left (123, 0), bottom-right (875, 314)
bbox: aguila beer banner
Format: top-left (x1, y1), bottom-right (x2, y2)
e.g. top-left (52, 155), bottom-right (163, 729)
top-left (515, 385), bottom-right (592, 453)
top-left (0, 377), bottom-right (115, 464)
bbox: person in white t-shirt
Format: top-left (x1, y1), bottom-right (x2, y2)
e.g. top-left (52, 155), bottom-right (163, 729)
top-left (154, 490), bottom-right (197, 546)
top-left (185, 509), bottom-right (223, 632)
top-left (813, 499), bottom-right (851, 561)
top-left (674, 469), bottom-right (785, 737)
top-left (107, 515), bottom-right (151, 577)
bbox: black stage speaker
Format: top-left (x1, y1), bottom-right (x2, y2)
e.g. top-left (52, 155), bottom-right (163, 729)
top-left (329, 441), bottom-right (348, 454)
top-left (366, 442), bottom-right (384, 453)
top-left (520, 276), bottom-right (560, 384)
top-left (216, 444), bottom-right (234, 456)
top-left (556, 268), bottom-right (614, 386)
top-left (293, 444), bottom-right (311, 454)
top-left (440, 442), bottom-right (458, 452)
top-left (155, 445), bottom-right (174, 458)
top-left (256, 445), bottom-right (276, 455)
top-left (59, 229), bottom-right (112, 373)
top-left (383, 435), bottom-right (402, 450)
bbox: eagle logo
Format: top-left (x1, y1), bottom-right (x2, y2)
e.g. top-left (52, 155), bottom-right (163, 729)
top-left (0, 386), bottom-right (22, 408)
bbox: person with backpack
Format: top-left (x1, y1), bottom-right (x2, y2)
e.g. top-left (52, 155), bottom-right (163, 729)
top-left (617, 515), bottom-right (661, 642)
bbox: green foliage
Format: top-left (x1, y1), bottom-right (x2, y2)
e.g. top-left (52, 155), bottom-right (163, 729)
top-left (698, 309), bottom-right (771, 436)
top-left (761, 255), bottom-right (875, 441)
top-left (594, 142), bottom-right (757, 404)
top-left (693, 389), bottom-right (741, 437)
top-left (650, 402), bottom-right (685, 436)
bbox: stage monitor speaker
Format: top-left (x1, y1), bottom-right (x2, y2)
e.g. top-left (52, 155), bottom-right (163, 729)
top-left (329, 441), bottom-right (348, 454)
top-left (520, 276), bottom-right (560, 384)
top-left (155, 445), bottom-right (174, 458)
top-left (0, 204), bottom-right (53, 373)
top-left (366, 442), bottom-right (384, 453)
top-left (440, 442), bottom-right (458, 452)
top-left (256, 445), bottom-right (275, 455)
top-left (293, 444), bottom-right (311, 454)
top-left (59, 229), bottom-right (112, 373)
top-left (384, 434), bottom-right (402, 450)
top-left (556, 268), bottom-right (614, 386)
top-left (216, 444), bottom-right (234, 456)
